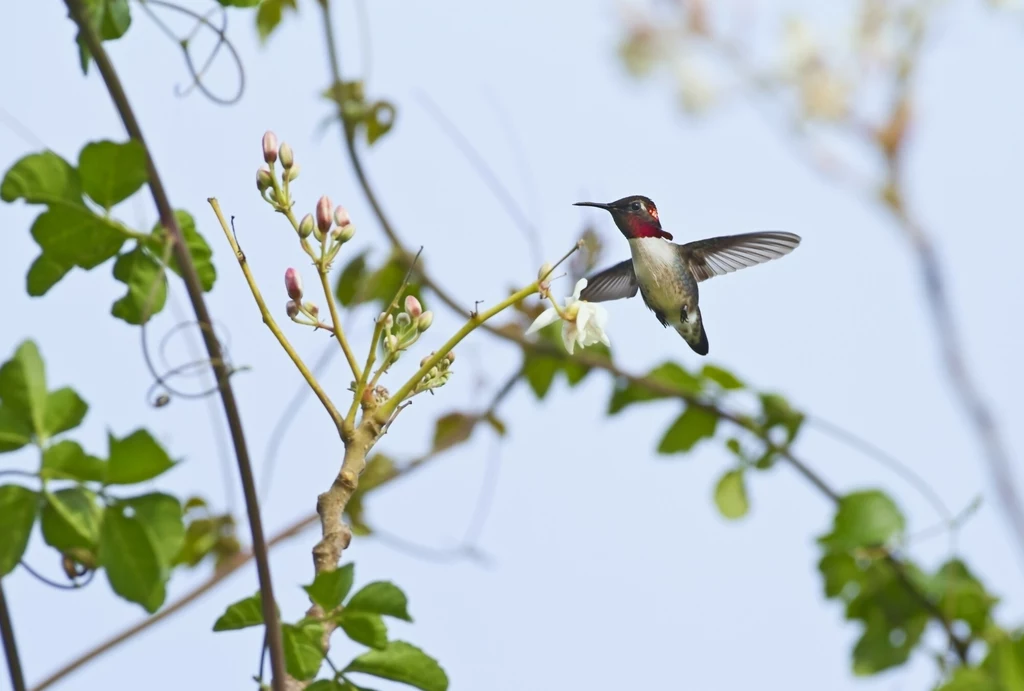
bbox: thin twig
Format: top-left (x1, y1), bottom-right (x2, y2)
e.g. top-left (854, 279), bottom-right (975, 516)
top-left (0, 582), bottom-right (26, 691)
top-left (62, 3), bottom-right (287, 687)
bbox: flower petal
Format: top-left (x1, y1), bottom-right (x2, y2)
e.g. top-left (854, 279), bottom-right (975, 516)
top-left (572, 278), bottom-right (588, 300)
top-left (526, 307), bottom-right (559, 335)
top-left (562, 321), bottom-right (577, 354)
top-left (575, 305), bottom-right (591, 339)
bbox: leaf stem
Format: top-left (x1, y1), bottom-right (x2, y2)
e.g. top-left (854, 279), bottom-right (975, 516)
top-left (0, 583), bottom-right (26, 691)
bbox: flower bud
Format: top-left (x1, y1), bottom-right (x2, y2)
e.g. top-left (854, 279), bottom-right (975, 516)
top-left (257, 167), bottom-right (273, 192)
top-left (332, 224), bottom-right (356, 243)
top-left (303, 301), bottom-right (319, 318)
top-left (396, 312), bottom-right (411, 329)
top-left (285, 163), bottom-right (300, 182)
top-left (279, 142), bottom-right (294, 169)
top-left (537, 262), bottom-right (553, 281)
top-left (384, 314), bottom-right (394, 329)
top-left (429, 366), bottom-right (439, 378)
top-left (420, 353), bottom-right (433, 367)
top-left (446, 351), bottom-right (456, 363)
top-left (386, 335), bottom-right (399, 352)
top-left (404, 295), bottom-right (422, 318)
top-left (262, 131), bottom-right (278, 164)
top-left (286, 300), bottom-right (300, 318)
top-left (316, 195), bottom-right (333, 234)
top-left (333, 205), bottom-right (351, 228)
top-left (417, 311), bottom-right (434, 331)
top-left (284, 268), bottom-right (303, 300)
top-left (298, 213), bottom-right (315, 239)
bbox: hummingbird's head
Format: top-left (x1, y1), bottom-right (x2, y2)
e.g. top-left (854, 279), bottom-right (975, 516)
top-left (573, 195), bottom-right (673, 240)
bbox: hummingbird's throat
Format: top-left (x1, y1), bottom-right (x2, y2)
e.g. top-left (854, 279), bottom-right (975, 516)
top-left (625, 216), bottom-right (673, 241)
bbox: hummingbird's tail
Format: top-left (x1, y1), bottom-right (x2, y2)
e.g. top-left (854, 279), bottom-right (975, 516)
top-left (675, 306), bottom-right (709, 356)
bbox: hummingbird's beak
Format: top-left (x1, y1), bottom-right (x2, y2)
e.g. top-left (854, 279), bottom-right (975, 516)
top-left (573, 201), bottom-right (612, 210)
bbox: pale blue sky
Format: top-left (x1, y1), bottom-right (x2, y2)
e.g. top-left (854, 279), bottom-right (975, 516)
top-left (2, 1), bottom-right (1024, 690)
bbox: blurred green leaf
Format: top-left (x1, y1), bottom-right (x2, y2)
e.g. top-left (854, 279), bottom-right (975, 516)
top-left (713, 469), bottom-right (748, 519)
top-left (346, 581), bottom-right (412, 622)
top-left (255, 0), bottom-right (296, 42)
top-left (99, 504), bottom-right (165, 612)
top-left (77, 0), bottom-right (132, 73)
top-left (283, 622), bottom-right (325, 680)
top-left (932, 559), bottom-right (997, 637)
top-left (41, 440), bottom-right (107, 482)
top-left (0, 485), bottom-right (38, 576)
top-left (43, 387), bottom-right (88, 438)
top-left (346, 455), bottom-right (399, 537)
top-left (365, 102), bottom-right (396, 146)
top-left (335, 251), bottom-right (368, 306)
top-left (31, 205), bottom-right (127, 269)
top-left (701, 364), bottom-right (744, 390)
top-left (432, 413), bottom-right (475, 453)
top-left (218, 0), bottom-right (260, 6)
top-left (173, 517), bottom-right (219, 568)
top-left (304, 563), bottom-right (355, 611)
top-left (123, 493), bottom-right (184, 570)
top-left (937, 667), bottom-right (999, 691)
top-left (41, 487), bottom-right (102, 552)
top-left (608, 362), bottom-right (701, 414)
top-left (26, 253), bottom-right (73, 297)
top-left (213, 592), bottom-right (264, 631)
top-left (338, 611), bottom-right (388, 650)
top-left (111, 246), bottom-right (167, 325)
top-left (851, 609), bottom-right (928, 675)
top-left (0, 404), bottom-right (32, 453)
top-left (344, 641), bottom-right (448, 691)
top-left (149, 210), bottom-right (216, 292)
top-left (307, 681), bottom-right (348, 691)
top-left (522, 353), bottom-right (559, 399)
top-left (106, 429), bottom-right (175, 485)
top-left (818, 490), bottom-right (905, 553)
top-left (1, 151), bottom-right (84, 206)
top-left (657, 406), bottom-right (718, 454)
top-left (759, 392), bottom-right (804, 442)
top-left (0, 340), bottom-right (48, 439)
top-left (77, 140), bottom-right (148, 209)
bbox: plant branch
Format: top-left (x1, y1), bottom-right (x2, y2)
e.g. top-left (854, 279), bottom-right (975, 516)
top-left (209, 199), bottom-right (346, 435)
top-left (0, 582), bottom-right (26, 691)
top-left (62, 2), bottom-right (286, 687)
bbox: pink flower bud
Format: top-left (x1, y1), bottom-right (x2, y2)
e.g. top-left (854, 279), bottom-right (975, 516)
top-left (279, 142), bottom-right (294, 169)
top-left (404, 295), bottom-right (422, 318)
top-left (446, 351), bottom-right (456, 363)
top-left (333, 205), bottom-right (351, 228)
top-left (298, 213), bottom-right (315, 239)
top-left (284, 268), bottom-right (303, 301)
top-left (286, 300), bottom-right (300, 318)
top-left (262, 131), bottom-right (278, 164)
top-left (257, 167), bottom-right (273, 192)
top-left (316, 195), bottom-right (333, 234)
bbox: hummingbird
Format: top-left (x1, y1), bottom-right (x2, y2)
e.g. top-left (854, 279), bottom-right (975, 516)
top-left (573, 195), bottom-right (801, 356)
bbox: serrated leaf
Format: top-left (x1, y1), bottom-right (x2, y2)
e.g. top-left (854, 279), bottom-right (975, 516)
top-left (0, 404), bottom-right (32, 453)
top-left (123, 493), bottom-right (184, 568)
top-left (346, 581), bottom-right (413, 622)
top-left (0, 340), bottom-right (48, 438)
top-left (41, 487), bottom-right (102, 551)
top-left (334, 251), bottom-right (368, 306)
top-left (99, 504), bottom-right (165, 612)
top-left (43, 387), bottom-right (88, 437)
top-left (657, 405), bottom-right (718, 454)
top-left (111, 246), bottom-right (167, 325)
top-left (255, 0), bottom-right (297, 42)
top-left (344, 641), bottom-right (448, 691)
top-left (432, 413), bottom-right (475, 453)
top-left (149, 210), bottom-right (216, 292)
top-left (40, 440), bottom-right (107, 482)
top-left (303, 563), bottom-right (355, 611)
top-left (283, 622), bottom-right (325, 680)
top-left (30, 205), bottom-right (127, 269)
top-left (713, 469), bottom-right (748, 519)
top-left (26, 253), bottom-right (73, 296)
top-left (77, 140), bottom-right (148, 209)
top-left (0, 485), bottom-right (39, 576)
top-left (701, 364), bottom-right (744, 390)
top-left (1, 151), bottom-right (83, 206)
top-left (338, 611), bottom-right (388, 649)
top-left (106, 429), bottom-right (175, 485)
top-left (818, 490), bottom-right (905, 553)
top-left (608, 362), bottom-right (702, 414)
top-left (522, 353), bottom-right (559, 399)
top-left (213, 592), bottom-right (264, 631)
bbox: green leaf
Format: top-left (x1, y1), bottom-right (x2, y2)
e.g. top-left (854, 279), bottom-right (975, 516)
top-left (303, 563), bottom-right (355, 611)
top-left (150, 211), bottom-right (216, 292)
top-left (338, 611), bottom-right (388, 650)
top-left (851, 608), bottom-right (928, 675)
top-left (255, 0), bottom-right (297, 43)
top-left (759, 392), bottom-right (804, 442)
top-left (608, 362), bottom-right (702, 414)
top-left (657, 406), bottom-right (718, 454)
top-left (77, 140), bottom-right (148, 209)
top-left (31, 205), bottom-right (127, 269)
top-left (701, 364), bottom-right (744, 390)
top-left (432, 413), bottom-right (475, 453)
top-left (283, 622), bottom-right (326, 680)
top-left (106, 429), bottom-right (175, 485)
top-left (818, 490), bottom-right (905, 553)
top-left (0, 485), bottom-right (39, 576)
top-left (26, 253), bottom-right (73, 296)
top-left (111, 246), bottom-right (167, 325)
top-left (344, 641), bottom-right (448, 691)
top-left (346, 455), bottom-right (399, 537)
top-left (123, 493), bottom-right (184, 568)
top-left (218, 0), bottom-right (260, 6)
top-left (213, 592), bottom-right (264, 631)
top-left (41, 487), bottom-right (102, 551)
top-left (307, 682), bottom-right (348, 691)
top-left (346, 581), bottom-right (413, 621)
top-left (483, 412), bottom-right (506, 436)
top-left (0, 404), bottom-right (32, 453)
top-left (522, 353), bottom-right (559, 399)
top-left (99, 503), bottom-right (165, 612)
top-left (43, 387), bottom-right (88, 437)
top-left (713, 469), bottom-right (749, 519)
top-left (365, 102), bottom-right (396, 146)
top-left (1, 151), bottom-right (83, 206)
top-left (335, 251), bottom-right (368, 306)
top-left (0, 340), bottom-right (48, 438)
top-left (40, 440), bottom-right (107, 482)
top-left (937, 667), bottom-right (999, 691)
top-left (173, 517), bottom-right (219, 567)
top-left (77, 0), bottom-right (132, 73)
top-left (932, 559), bottom-right (997, 636)
top-left (981, 637), bottom-right (1024, 690)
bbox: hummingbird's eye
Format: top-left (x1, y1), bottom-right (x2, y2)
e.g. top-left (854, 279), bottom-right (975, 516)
top-left (630, 201), bottom-right (642, 212)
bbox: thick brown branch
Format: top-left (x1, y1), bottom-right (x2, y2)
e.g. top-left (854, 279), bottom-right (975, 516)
top-left (0, 583), bottom-right (26, 691)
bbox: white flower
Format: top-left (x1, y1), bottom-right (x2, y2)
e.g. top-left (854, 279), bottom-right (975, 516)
top-left (526, 278), bottom-right (611, 355)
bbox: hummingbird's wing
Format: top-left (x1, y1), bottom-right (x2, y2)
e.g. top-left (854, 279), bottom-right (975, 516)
top-left (578, 260), bottom-right (639, 302)
top-left (681, 231), bottom-right (801, 282)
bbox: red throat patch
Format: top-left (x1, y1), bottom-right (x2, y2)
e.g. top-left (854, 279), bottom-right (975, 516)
top-left (627, 215), bottom-right (673, 240)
